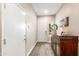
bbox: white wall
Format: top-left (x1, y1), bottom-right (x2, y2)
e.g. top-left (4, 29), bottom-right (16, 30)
top-left (21, 4), bottom-right (37, 55)
top-left (38, 16), bottom-right (55, 42)
top-left (55, 4), bottom-right (79, 36)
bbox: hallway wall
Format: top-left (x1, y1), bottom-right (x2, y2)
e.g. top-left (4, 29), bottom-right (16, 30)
top-left (37, 16), bottom-right (55, 42)
top-left (55, 3), bottom-right (79, 36)
top-left (20, 4), bottom-right (38, 55)
top-left (55, 3), bottom-right (79, 55)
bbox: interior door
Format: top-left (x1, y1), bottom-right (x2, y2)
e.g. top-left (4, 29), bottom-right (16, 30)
top-left (2, 4), bottom-right (25, 56)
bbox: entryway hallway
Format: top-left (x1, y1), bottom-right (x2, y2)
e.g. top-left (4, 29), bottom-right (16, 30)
top-left (0, 3), bottom-right (79, 56)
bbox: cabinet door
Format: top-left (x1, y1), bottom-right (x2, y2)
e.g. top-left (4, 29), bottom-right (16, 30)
top-left (73, 41), bottom-right (78, 56)
top-left (60, 40), bottom-right (65, 56)
top-left (63, 40), bottom-right (74, 56)
top-left (60, 39), bottom-right (78, 56)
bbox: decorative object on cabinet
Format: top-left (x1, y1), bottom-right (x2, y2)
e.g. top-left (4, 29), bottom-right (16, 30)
top-left (49, 24), bottom-right (58, 33)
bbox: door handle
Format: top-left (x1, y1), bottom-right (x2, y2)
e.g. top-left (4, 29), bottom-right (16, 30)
top-left (24, 38), bottom-right (26, 40)
top-left (3, 39), bottom-right (6, 45)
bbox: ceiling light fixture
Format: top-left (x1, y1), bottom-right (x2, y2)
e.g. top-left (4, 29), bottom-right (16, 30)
top-left (21, 11), bottom-right (26, 16)
top-left (44, 9), bottom-right (48, 14)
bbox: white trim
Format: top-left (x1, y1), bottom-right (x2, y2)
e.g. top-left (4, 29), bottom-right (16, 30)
top-left (26, 41), bottom-right (37, 56)
top-left (38, 41), bottom-right (51, 43)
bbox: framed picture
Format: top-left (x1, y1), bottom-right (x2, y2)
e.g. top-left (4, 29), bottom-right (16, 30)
top-left (64, 17), bottom-right (69, 27)
top-left (60, 17), bottom-right (69, 27)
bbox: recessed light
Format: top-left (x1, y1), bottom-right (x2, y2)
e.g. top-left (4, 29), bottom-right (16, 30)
top-left (44, 9), bottom-right (48, 14)
top-left (21, 11), bottom-right (26, 16)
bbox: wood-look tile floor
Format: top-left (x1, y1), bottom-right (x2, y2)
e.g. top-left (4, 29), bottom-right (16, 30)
top-left (29, 42), bottom-right (54, 56)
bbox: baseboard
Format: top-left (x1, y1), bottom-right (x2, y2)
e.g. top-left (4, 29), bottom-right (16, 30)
top-left (26, 41), bottom-right (37, 56)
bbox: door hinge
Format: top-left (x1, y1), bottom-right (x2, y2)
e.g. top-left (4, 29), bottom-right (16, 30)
top-left (4, 4), bottom-right (6, 8)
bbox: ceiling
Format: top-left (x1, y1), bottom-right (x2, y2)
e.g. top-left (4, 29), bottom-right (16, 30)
top-left (31, 3), bottom-right (63, 16)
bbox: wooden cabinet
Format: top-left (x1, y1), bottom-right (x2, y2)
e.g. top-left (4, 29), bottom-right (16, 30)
top-left (59, 36), bottom-right (78, 56)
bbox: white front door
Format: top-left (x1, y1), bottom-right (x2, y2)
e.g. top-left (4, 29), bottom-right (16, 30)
top-left (2, 4), bottom-right (25, 56)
